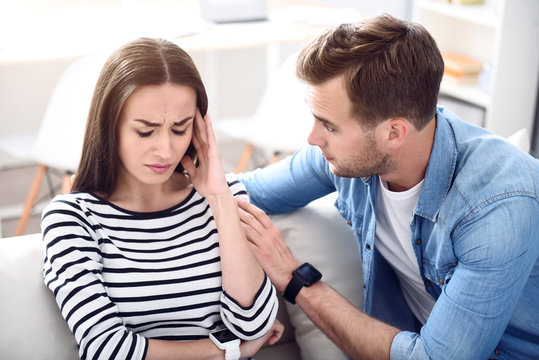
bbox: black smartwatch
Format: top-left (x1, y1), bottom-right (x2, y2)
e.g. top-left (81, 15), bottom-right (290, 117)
top-left (282, 262), bottom-right (322, 304)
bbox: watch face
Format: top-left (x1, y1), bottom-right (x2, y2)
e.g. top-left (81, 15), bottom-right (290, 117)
top-left (295, 263), bottom-right (322, 285)
top-left (211, 329), bottom-right (239, 344)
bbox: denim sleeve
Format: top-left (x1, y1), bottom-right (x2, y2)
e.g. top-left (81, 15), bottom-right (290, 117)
top-left (238, 146), bottom-right (335, 214)
top-left (391, 196), bottom-right (539, 359)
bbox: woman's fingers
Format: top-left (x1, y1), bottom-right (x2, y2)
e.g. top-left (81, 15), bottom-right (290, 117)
top-left (204, 113), bottom-right (218, 145)
top-left (267, 319), bottom-right (285, 345)
top-left (195, 108), bottom-right (208, 144)
top-left (180, 155), bottom-right (196, 176)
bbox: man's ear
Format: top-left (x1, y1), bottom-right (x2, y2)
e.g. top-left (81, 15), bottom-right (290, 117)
top-left (378, 118), bottom-right (409, 149)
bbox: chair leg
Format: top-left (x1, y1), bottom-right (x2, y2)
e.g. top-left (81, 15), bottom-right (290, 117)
top-left (15, 164), bottom-right (47, 236)
top-left (235, 143), bottom-right (254, 173)
top-left (269, 151), bottom-right (281, 165)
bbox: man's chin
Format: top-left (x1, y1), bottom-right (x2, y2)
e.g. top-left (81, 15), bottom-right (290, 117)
top-left (329, 163), bottom-right (374, 179)
top-left (328, 163), bottom-right (347, 178)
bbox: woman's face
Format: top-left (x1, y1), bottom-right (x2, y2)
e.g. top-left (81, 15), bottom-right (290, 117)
top-left (117, 83), bottom-right (196, 188)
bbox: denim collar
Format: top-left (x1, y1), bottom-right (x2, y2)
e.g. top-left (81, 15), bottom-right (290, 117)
top-left (415, 107), bottom-right (458, 222)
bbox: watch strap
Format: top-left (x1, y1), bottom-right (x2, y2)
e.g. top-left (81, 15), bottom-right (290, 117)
top-left (282, 273), bottom-right (304, 305)
top-left (224, 343), bottom-right (241, 360)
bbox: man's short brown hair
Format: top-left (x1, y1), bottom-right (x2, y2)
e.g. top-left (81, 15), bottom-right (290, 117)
top-left (296, 14), bottom-right (444, 130)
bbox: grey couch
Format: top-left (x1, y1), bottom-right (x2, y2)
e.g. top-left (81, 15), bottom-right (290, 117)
top-left (0, 194), bottom-right (363, 360)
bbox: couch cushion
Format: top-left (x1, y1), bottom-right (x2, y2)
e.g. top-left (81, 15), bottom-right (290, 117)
top-left (0, 233), bottom-right (78, 360)
top-left (269, 193), bottom-right (364, 360)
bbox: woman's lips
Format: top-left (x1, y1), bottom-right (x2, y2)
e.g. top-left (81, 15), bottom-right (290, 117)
top-left (147, 164), bottom-right (171, 174)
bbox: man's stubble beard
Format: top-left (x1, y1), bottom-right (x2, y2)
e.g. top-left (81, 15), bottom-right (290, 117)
top-left (330, 132), bottom-right (395, 178)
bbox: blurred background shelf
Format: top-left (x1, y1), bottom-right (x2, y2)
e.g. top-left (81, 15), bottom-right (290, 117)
top-left (417, 0), bottom-right (500, 28)
top-left (414, 0), bottom-right (539, 137)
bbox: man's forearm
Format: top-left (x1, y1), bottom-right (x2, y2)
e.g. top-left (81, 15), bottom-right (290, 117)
top-left (296, 281), bottom-right (400, 360)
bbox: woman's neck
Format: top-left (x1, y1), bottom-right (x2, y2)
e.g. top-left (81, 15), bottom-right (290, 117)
top-left (108, 172), bottom-right (193, 212)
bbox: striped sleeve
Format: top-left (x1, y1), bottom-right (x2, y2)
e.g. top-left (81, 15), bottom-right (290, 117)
top-left (41, 195), bottom-right (147, 360)
top-left (220, 275), bottom-right (279, 340)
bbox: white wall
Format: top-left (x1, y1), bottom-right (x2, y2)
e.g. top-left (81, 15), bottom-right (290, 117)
top-left (319, 0), bottom-right (413, 20)
top-left (0, 0), bottom-right (448, 169)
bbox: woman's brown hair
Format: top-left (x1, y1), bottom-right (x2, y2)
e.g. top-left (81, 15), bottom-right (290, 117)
top-left (296, 14), bottom-right (444, 131)
top-left (72, 38), bottom-right (208, 196)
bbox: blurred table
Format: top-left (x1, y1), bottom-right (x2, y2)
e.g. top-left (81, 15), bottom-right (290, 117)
top-left (0, 0), bottom-right (361, 64)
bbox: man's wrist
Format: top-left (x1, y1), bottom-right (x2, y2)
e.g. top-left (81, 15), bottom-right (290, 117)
top-left (282, 263), bottom-right (322, 304)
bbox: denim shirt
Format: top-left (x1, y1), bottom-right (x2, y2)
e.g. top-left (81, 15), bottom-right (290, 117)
top-left (239, 106), bottom-right (539, 359)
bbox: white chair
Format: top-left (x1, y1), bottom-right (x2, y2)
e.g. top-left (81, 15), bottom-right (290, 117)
top-left (0, 55), bottom-right (106, 235)
top-left (214, 52), bottom-right (313, 173)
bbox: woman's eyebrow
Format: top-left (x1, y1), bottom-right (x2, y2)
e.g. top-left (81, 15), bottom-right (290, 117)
top-left (133, 116), bottom-right (194, 127)
top-left (134, 119), bottom-right (160, 127)
top-left (172, 116), bottom-right (194, 126)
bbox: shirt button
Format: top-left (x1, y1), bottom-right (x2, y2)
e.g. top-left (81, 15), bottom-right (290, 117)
top-left (494, 349), bottom-right (500, 355)
top-left (439, 279), bottom-right (444, 285)
top-left (347, 220), bottom-right (352, 226)
top-left (425, 280), bottom-right (430, 287)
top-left (366, 244), bottom-right (371, 250)
top-left (416, 239), bottom-right (422, 245)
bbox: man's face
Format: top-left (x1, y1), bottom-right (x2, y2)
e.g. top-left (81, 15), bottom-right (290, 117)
top-left (306, 76), bottom-right (394, 178)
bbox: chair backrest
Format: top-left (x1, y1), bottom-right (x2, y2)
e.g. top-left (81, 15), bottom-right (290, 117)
top-left (31, 55), bottom-right (106, 171)
top-left (247, 52), bottom-right (313, 153)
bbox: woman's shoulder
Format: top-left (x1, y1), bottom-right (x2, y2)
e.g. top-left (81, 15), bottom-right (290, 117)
top-left (46, 191), bottom-right (100, 207)
top-left (42, 191), bottom-right (108, 218)
top-left (226, 173), bottom-right (249, 200)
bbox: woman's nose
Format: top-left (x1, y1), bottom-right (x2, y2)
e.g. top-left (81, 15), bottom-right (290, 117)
top-left (153, 133), bottom-right (173, 159)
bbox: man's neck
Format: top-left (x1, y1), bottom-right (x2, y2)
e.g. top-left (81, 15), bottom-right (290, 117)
top-left (382, 118), bottom-right (436, 192)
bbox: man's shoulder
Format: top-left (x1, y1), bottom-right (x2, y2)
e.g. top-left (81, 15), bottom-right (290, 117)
top-left (431, 109), bottom-right (538, 221)
top-left (447, 133), bottom-right (538, 221)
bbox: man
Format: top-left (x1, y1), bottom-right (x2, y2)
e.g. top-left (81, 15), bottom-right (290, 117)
top-left (237, 14), bottom-right (539, 359)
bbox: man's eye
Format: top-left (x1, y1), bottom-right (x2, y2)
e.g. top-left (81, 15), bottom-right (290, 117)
top-left (137, 130), bottom-right (153, 138)
top-left (172, 129), bottom-right (186, 136)
top-left (325, 125), bottom-right (335, 132)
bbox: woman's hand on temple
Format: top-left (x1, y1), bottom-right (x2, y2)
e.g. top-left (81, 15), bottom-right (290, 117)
top-left (181, 109), bottom-right (229, 198)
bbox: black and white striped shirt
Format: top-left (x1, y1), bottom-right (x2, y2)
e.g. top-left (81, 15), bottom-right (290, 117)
top-left (42, 179), bottom-right (278, 360)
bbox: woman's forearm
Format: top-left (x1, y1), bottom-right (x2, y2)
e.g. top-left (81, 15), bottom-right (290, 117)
top-left (146, 338), bottom-right (223, 360)
top-left (206, 191), bottom-right (265, 306)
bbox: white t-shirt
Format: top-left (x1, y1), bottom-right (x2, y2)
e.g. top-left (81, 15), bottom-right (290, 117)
top-left (375, 177), bottom-right (435, 324)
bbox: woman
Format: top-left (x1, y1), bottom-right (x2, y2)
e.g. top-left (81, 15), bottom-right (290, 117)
top-left (42, 38), bottom-right (282, 360)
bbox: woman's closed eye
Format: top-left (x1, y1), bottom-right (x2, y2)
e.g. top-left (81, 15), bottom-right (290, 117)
top-left (137, 130), bottom-right (153, 138)
top-left (136, 128), bottom-right (187, 138)
top-left (171, 129), bottom-right (187, 136)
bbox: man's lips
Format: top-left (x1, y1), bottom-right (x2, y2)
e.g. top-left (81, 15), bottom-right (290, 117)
top-left (147, 164), bottom-right (172, 174)
top-left (322, 153), bottom-right (333, 162)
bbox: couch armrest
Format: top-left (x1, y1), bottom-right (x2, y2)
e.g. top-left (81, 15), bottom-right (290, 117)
top-left (0, 233), bottom-right (78, 360)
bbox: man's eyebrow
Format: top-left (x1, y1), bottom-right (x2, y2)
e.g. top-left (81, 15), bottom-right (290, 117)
top-left (133, 116), bottom-right (194, 127)
top-left (313, 114), bottom-right (338, 129)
